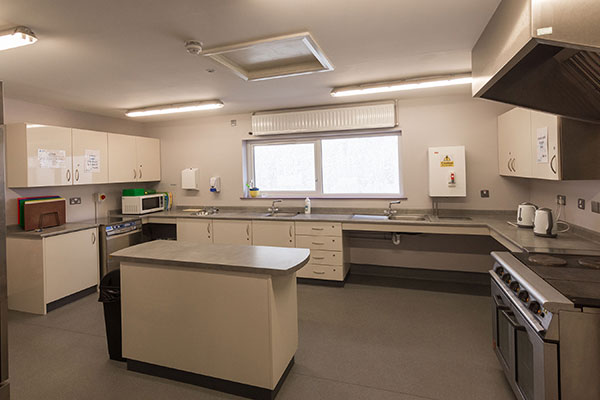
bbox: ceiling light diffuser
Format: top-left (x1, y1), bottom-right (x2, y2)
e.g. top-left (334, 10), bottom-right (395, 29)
top-left (125, 100), bottom-right (224, 117)
top-left (330, 74), bottom-right (473, 97)
top-left (0, 26), bottom-right (37, 51)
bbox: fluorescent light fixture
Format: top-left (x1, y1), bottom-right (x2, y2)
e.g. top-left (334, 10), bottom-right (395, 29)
top-left (0, 26), bottom-right (37, 51)
top-left (125, 100), bottom-right (224, 117)
top-left (330, 74), bottom-right (472, 97)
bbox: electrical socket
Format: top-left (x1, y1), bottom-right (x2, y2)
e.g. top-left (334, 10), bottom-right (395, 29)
top-left (69, 197), bottom-right (81, 205)
top-left (480, 189), bottom-right (490, 198)
top-left (578, 199), bottom-right (586, 210)
top-left (592, 201), bottom-right (600, 214)
top-left (557, 195), bottom-right (566, 206)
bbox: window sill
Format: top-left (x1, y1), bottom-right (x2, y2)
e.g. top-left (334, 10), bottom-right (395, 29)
top-left (240, 196), bottom-right (408, 200)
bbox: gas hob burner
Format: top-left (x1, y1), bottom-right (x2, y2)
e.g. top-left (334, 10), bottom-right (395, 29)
top-left (528, 254), bottom-right (568, 267)
top-left (578, 258), bottom-right (600, 270)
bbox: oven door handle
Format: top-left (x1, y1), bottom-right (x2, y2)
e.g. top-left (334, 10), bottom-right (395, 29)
top-left (500, 309), bottom-right (526, 331)
top-left (493, 294), bottom-right (509, 310)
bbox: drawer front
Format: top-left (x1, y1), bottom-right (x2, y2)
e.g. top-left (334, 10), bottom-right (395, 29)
top-left (296, 235), bottom-right (342, 251)
top-left (295, 222), bottom-right (342, 237)
top-left (309, 250), bottom-right (342, 266)
top-left (297, 263), bottom-right (344, 281)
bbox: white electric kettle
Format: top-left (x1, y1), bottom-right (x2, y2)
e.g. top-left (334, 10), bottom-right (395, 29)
top-left (517, 202), bottom-right (537, 228)
top-left (533, 208), bottom-right (557, 237)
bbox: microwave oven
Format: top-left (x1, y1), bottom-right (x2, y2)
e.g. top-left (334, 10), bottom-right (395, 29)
top-left (122, 193), bottom-right (164, 214)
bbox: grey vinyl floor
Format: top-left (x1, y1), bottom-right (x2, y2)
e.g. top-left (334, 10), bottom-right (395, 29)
top-left (8, 282), bottom-right (515, 400)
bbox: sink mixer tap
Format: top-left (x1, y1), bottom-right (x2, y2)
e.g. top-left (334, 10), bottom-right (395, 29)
top-left (268, 199), bottom-right (283, 215)
top-left (384, 200), bottom-right (402, 217)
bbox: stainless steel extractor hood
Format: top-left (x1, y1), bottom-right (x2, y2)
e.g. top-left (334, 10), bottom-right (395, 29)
top-left (472, 0), bottom-right (600, 123)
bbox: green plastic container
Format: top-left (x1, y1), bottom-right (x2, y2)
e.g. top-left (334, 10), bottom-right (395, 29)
top-left (122, 188), bottom-right (156, 196)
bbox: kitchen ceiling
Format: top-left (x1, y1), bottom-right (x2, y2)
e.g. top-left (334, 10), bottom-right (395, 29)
top-left (0, 0), bottom-right (500, 120)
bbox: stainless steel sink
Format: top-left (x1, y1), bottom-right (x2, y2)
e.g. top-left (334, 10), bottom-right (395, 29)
top-left (434, 216), bottom-right (472, 221)
top-left (352, 214), bottom-right (429, 221)
top-left (263, 212), bottom-right (299, 218)
top-left (388, 214), bottom-right (429, 221)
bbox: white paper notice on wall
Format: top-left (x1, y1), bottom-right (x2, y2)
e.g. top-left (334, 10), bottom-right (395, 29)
top-left (84, 149), bottom-right (101, 173)
top-left (38, 149), bottom-right (66, 169)
top-left (536, 127), bottom-right (548, 164)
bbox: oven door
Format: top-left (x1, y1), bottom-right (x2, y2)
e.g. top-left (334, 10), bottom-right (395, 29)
top-left (491, 276), bottom-right (559, 400)
top-left (140, 195), bottom-right (164, 213)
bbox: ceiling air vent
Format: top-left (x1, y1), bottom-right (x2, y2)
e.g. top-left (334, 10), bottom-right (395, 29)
top-left (202, 32), bottom-right (333, 81)
top-left (251, 102), bottom-right (397, 136)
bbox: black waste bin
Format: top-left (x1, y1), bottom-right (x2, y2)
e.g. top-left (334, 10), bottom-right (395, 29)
top-left (99, 269), bottom-right (125, 361)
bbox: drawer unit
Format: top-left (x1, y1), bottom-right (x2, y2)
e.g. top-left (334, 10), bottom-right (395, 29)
top-left (295, 222), bottom-right (342, 237)
top-left (296, 235), bottom-right (342, 252)
top-left (295, 221), bottom-right (347, 282)
top-left (308, 250), bottom-right (343, 266)
top-left (297, 263), bottom-right (344, 281)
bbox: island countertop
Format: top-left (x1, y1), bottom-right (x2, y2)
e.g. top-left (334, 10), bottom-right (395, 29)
top-left (110, 240), bottom-right (310, 275)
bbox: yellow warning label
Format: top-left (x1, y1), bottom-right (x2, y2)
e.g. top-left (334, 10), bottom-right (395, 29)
top-left (440, 155), bottom-right (454, 167)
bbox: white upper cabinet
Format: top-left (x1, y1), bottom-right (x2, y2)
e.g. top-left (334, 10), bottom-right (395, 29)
top-left (108, 134), bottom-right (160, 183)
top-left (72, 129), bottom-right (109, 185)
top-left (530, 111), bottom-right (560, 180)
top-left (497, 108), bottom-right (532, 178)
top-left (497, 108), bottom-right (562, 181)
top-left (6, 124), bottom-right (73, 188)
top-left (108, 133), bottom-right (137, 183)
top-left (136, 136), bottom-right (161, 182)
top-left (7, 124), bottom-right (161, 188)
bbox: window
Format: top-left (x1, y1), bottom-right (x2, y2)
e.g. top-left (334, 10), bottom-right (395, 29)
top-left (246, 133), bottom-right (403, 197)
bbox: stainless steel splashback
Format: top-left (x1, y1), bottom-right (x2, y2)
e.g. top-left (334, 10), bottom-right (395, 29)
top-left (472, 0), bottom-right (600, 123)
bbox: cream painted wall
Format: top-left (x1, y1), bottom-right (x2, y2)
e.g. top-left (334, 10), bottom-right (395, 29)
top-left (3, 98), bottom-right (147, 224)
top-left (145, 95), bottom-right (531, 212)
top-left (529, 180), bottom-right (600, 233)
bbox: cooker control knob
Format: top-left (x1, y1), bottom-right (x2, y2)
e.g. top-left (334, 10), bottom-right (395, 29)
top-left (502, 274), bottom-right (512, 284)
top-left (529, 301), bottom-right (541, 314)
top-left (518, 290), bottom-right (529, 302)
top-left (495, 266), bottom-right (504, 276)
top-left (509, 281), bottom-right (520, 292)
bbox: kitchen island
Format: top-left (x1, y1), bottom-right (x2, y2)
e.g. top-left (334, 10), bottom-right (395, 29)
top-left (110, 240), bottom-right (310, 400)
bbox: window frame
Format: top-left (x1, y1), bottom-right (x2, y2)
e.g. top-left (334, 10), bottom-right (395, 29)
top-left (245, 132), bottom-right (404, 199)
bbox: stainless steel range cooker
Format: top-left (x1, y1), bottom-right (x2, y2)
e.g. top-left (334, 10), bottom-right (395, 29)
top-left (490, 251), bottom-right (600, 400)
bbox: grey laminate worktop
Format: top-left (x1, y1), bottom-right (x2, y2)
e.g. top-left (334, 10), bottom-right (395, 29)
top-left (110, 240), bottom-right (310, 275)
top-left (6, 215), bottom-right (141, 239)
top-left (139, 208), bottom-right (600, 255)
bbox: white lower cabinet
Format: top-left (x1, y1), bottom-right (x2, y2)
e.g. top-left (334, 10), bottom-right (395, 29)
top-left (212, 220), bottom-right (252, 245)
top-left (7, 228), bottom-right (99, 315)
top-left (251, 220), bottom-right (295, 247)
top-left (295, 222), bottom-right (348, 282)
top-left (176, 218), bottom-right (213, 244)
top-left (44, 228), bottom-right (99, 303)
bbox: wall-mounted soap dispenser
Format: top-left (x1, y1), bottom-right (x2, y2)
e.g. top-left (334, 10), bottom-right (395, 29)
top-left (210, 176), bottom-right (221, 193)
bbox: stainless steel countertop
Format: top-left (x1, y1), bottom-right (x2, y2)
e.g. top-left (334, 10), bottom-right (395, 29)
top-left (110, 240), bottom-right (311, 275)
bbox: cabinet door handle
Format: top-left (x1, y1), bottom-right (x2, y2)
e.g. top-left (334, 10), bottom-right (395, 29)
top-left (66, 169), bottom-right (71, 182)
top-left (139, 168), bottom-right (143, 179)
top-left (510, 158), bottom-right (516, 172)
top-left (312, 227), bottom-right (324, 231)
top-left (312, 270), bottom-right (325, 275)
top-left (312, 256), bottom-right (325, 260)
top-left (312, 241), bottom-right (324, 245)
top-left (246, 224), bottom-right (250, 236)
top-left (289, 226), bottom-right (293, 237)
top-left (133, 169), bottom-right (137, 179)
top-left (550, 155), bottom-right (557, 174)
top-left (91, 232), bottom-right (96, 244)
top-left (75, 169), bottom-right (79, 182)
top-left (507, 159), bottom-right (512, 172)
top-left (207, 224), bottom-right (211, 234)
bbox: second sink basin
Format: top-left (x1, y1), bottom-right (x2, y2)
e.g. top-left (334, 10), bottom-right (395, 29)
top-left (352, 214), bottom-right (429, 221)
top-left (263, 212), bottom-right (299, 218)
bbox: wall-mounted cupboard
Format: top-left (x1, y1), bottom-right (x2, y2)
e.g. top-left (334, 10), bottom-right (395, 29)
top-left (498, 108), bottom-right (600, 180)
top-left (5, 123), bottom-right (160, 188)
